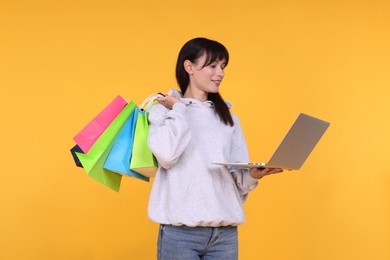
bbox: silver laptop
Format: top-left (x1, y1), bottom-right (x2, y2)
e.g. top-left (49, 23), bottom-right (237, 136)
top-left (213, 113), bottom-right (330, 171)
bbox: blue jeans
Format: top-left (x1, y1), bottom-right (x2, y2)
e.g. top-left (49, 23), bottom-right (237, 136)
top-left (157, 224), bottom-right (238, 260)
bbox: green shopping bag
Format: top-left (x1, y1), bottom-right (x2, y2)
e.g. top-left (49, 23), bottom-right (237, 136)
top-left (130, 94), bottom-right (162, 177)
top-left (76, 101), bottom-right (137, 191)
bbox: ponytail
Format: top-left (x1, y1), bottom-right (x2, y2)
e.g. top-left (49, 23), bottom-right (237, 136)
top-left (208, 93), bottom-right (233, 126)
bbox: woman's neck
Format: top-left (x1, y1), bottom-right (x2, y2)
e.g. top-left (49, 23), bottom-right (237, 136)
top-left (183, 86), bottom-right (208, 102)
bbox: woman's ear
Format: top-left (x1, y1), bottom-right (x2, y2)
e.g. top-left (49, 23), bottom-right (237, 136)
top-left (184, 60), bottom-right (193, 75)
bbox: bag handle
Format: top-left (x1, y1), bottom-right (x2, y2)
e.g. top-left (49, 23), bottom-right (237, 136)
top-left (139, 92), bottom-right (165, 112)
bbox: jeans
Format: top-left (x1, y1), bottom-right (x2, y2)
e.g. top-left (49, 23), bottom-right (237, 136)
top-left (157, 224), bottom-right (238, 260)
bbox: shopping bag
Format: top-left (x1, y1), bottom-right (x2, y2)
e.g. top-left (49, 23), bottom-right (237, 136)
top-left (70, 144), bottom-right (84, 168)
top-left (73, 95), bottom-right (128, 153)
top-left (130, 94), bottom-right (162, 177)
top-left (76, 101), bottom-right (136, 191)
top-left (103, 109), bottom-right (149, 182)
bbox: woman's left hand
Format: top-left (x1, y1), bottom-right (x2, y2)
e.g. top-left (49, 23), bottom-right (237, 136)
top-left (249, 167), bottom-right (283, 179)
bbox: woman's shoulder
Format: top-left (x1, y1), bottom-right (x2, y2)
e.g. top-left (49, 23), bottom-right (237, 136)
top-left (225, 100), bottom-right (233, 109)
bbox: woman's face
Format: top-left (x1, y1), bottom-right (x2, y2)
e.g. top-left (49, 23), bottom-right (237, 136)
top-left (188, 53), bottom-right (226, 94)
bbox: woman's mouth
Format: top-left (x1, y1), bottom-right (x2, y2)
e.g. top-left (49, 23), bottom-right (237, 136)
top-left (212, 79), bottom-right (222, 85)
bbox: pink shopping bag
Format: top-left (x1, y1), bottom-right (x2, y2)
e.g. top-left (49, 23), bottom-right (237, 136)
top-left (73, 95), bottom-right (127, 153)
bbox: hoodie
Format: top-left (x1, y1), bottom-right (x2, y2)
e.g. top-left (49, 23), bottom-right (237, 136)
top-left (147, 90), bottom-right (258, 227)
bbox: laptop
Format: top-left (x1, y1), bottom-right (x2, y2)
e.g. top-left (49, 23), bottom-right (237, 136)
top-left (213, 113), bottom-right (330, 171)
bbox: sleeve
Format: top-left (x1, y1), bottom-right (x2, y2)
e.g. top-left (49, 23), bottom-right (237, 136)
top-left (229, 113), bottom-right (259, 201)
top-left (147, 102), bottom-right (191, 169)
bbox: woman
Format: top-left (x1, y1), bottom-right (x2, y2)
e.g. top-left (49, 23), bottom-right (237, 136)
top-left (147, 37), bottom-right (283, 260)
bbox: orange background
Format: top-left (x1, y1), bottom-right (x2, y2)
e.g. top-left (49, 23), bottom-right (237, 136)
top-left (1, 0), bottom-right (389, 259)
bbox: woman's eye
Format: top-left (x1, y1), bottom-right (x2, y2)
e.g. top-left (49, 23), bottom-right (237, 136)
top-left (209, 62), bottom-right (225, 69)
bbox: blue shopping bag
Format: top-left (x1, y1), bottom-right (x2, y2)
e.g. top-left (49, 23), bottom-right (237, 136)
top-left (103, 109), bottom-right (149, 182)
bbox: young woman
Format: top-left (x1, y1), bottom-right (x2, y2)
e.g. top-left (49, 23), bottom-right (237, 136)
top-left (147, 37), bottom-right (283, 260)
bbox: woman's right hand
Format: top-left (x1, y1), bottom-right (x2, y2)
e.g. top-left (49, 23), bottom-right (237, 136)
top-left (249, 167), bottom-right (283, 179)
top-left (156, 93), bottom-right (181, 110)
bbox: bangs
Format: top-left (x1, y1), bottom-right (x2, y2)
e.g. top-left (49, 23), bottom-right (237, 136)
top-left (199, 42), bottom-right (229, 68)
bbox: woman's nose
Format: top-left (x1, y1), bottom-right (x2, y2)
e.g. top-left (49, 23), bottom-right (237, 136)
top-left (217, 66), bottom-right (224, 77)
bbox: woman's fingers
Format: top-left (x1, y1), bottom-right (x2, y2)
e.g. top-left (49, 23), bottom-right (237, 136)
top-left (249, 167), bottom-right (283, 179)
top-left (157, 95), bottom-right (180, 110)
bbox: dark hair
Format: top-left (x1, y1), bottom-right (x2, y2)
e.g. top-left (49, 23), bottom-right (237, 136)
top-left (175, 37), bottom-right (234, 126)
